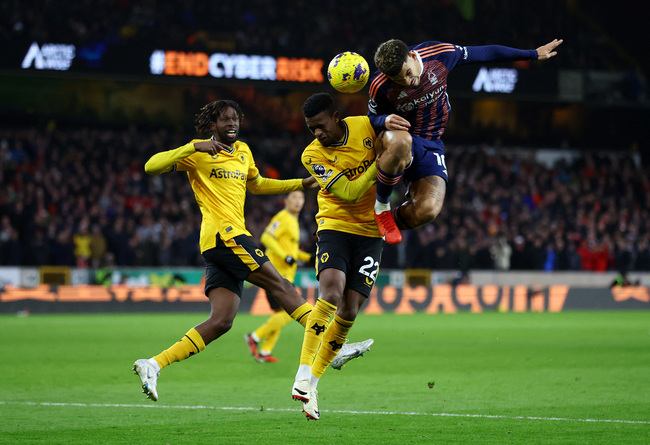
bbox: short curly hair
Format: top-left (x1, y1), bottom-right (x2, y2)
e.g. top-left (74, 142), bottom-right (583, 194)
top-left (374, 39), bottom-right (410, 77)
top-left (194, 100), bottom-right (244, 135)
top-left (302, 92), bottom-right (336, 119)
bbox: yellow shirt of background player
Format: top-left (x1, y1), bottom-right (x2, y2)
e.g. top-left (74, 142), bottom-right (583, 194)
top-left (261, 209), bottom-right (311, 283)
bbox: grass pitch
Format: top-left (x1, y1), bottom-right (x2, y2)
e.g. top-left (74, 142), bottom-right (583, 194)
top-left (0, 310), bottom-right (648, 444)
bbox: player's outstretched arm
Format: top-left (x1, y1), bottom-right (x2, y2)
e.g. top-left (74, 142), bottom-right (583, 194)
top-left (302, 176), bottom-right (318, 189)
top-left (247, 175), bottom-right (317, 195)
top-left (144, 140), bottom-right (224, 175)
top-left (536, 39), bottom-right (563, 60)
top-left (145, 143), bottom-right (196, 175)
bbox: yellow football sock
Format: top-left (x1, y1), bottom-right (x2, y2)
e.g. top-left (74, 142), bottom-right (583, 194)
top-left (312, 314), bottom-right (354, 378)
top-left (290, 302), bottom-right (313, 328)
top-left (257, 311), bottom-right (292, 353)
top-left (153, 328), bottom-right (206, 369)
top-left (300, 298), bottom-right (337, 366)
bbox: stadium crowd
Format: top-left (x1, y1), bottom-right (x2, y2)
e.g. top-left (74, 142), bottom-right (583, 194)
top-left (1, 123), bottom-right (648, 274)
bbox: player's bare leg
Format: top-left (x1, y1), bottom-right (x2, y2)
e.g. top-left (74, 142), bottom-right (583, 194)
top-left (246, 262), bottom-right (306, 316)
top-left (134, 288), bottom-right (238, 401)
top-left (193, 288), bottom-right (241, 344)
top-left (393, 175), bottom-right (446, 230)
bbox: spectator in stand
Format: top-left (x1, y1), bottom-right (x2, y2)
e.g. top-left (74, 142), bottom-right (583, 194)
top-left (553, 237), bottom-right (571, 270)
top-left (635, 238), bottom-right (650, 270)
top-left (490, 236), bottom-right (512, 271)
top-left (543, 242), bottom-right (556, 272)
top-left (0, 227), bottom-right (22, 265)
top-left (405, 227), bottom-right (436, 269)
top-left (89, 224), bottom-right (108, 268)
top-left (576, 239), bottom-right (595, 270)
top-left (73, 223), bottom-right (92, 268)
top-left (529, 238), bottom-right (547, 270)
top-left (105, 218), bottom-right (132, 267)
top-left (432, 244), bottom-right (456, 270)
top-left (50, 228), bottom-right (75, 266)
top-left (614, 237), bottom-right (636, 276)
top-left (25, 228), bottom-right (51, 266)
top-left (510, 236), bottom-right (529, 270)
top-left (452, 235), bottom-right (474, 277)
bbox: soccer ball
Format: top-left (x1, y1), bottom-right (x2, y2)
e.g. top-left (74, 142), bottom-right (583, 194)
top-left (327, 52), bottom-right (370, 94)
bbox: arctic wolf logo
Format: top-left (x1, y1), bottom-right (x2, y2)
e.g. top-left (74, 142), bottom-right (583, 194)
top-left (22, 42), bottom-right (75, 70)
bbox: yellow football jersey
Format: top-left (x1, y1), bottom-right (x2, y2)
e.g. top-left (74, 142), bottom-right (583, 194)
top-left (301, 116), bottom-right (380, 238)
top-left (175, 139), bottom-right (260, 252)
top-left (262, 209), bottom-right (301, 282)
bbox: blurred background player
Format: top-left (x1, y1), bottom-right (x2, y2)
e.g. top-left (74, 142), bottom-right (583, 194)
top-left (367, 38), bottom-right (563, 243)
top-left (244, 190), bottom-right (313, 363)
top-left (291, 93), bottom-right (409, 420)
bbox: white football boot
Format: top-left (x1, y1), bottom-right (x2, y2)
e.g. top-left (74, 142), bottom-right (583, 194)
top-left (133, 358), bottom-right (160, 401)
top-left (291, 378), bottom-right (310, 403)
top-left (303, 388), bottom-right (319, 420)
top-left (330, 338), bottom-right (374, 370)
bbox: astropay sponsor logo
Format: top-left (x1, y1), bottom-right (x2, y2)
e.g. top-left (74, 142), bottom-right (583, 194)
top-left (21, 42), bottom-right (76, 71)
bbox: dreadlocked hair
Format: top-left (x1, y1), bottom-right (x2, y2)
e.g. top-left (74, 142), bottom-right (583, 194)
top-left (194, 100), bottom-right (244, 135)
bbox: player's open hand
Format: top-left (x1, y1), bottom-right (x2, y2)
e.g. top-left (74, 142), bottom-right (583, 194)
top-left (193, 140), bottom-right (227, 155)
top-left (536, 39), bottom-right (563, 60)
top-left (384, 114), bottom-right (411, 131)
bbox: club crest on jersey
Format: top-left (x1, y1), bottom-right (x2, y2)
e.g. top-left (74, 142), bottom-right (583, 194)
top-left (320, 253), bottom-right (329, 263)
top-left (239, 153), bottom-right (246, 164)
top-left (428, 70), bottom-right (438, 86)
top-left (255, 249), bottom-right (264, 257)
top-left (363, 137), bottom-right (373, 149)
